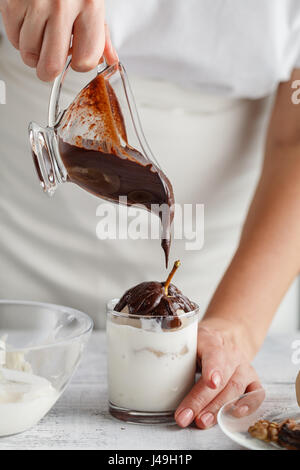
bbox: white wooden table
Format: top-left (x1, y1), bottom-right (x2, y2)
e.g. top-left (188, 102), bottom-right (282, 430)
top-left (0, 332), bottom-right (299, 450)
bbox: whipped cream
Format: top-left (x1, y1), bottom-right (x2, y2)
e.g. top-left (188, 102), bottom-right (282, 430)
top-left (107, 316), bottom-right (198, 412)
top-left (0, 340), bottom-right (59, 436)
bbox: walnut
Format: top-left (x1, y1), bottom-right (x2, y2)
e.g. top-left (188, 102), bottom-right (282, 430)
top-left (248, 419), bottom-right (279, 443)
top-left (249, 417), bottom-right (300, 449)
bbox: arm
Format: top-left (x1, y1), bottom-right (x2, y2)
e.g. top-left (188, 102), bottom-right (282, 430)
top-left (176, 70), bottom-right (300, 428)
top-left (0, 0), bottom-right (118, 81)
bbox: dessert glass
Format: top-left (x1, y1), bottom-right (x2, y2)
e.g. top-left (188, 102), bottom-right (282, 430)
top-left (106, 299), bottom-right (199, 424)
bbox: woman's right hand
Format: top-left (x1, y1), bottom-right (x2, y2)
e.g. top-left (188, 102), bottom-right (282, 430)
top-left (0, 0), bottom-right (118, 81)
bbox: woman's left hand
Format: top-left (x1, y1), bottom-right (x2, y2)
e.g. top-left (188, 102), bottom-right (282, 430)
top-left (175, 317), bottom-right (263, 428)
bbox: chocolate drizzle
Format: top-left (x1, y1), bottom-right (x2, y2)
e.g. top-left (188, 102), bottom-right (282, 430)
top-left (115, 281), bottom-right (196, 329)
top-left (58, 70), bottom-right (174, 267)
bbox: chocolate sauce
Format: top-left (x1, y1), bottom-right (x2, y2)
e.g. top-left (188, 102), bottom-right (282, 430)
top-left (278, 420), bottom-right (300, 450)
top-left (115, 281), bottom-right (196, 329)
top-left (57, 72), bottom-right (174, 267)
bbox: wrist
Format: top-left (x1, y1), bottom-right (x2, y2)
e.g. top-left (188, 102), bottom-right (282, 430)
top-left (199, 315), bottom-right (260, 360)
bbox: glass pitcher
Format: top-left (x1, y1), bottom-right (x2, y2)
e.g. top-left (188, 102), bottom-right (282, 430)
top-left (28, 58), bottom-right (174, 266)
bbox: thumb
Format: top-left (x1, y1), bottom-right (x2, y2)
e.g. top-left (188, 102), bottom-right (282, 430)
top-left (104, 23), bottom-right (118, 65)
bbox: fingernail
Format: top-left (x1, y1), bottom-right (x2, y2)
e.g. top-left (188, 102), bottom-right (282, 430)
top-left (176, 408), bottom-right (194, 427)
top-left (200, 412), bottom-right (214, 428)
top-left (211, 372), bottom-right (221, 389)
top-left (238, 405), bottom-right (249, 416)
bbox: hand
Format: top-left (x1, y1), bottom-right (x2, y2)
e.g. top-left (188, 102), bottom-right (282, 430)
top-left (175, 317), bottom-right (263, 428)
top-left (0, 0), bottom-right (118, 81)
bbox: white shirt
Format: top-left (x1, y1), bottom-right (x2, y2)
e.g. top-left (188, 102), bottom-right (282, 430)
top-left (106, 0), bottom-right (300, 97)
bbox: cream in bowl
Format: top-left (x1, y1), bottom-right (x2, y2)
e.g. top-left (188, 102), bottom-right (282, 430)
top-left (0, 300), bottom-right (93, 436)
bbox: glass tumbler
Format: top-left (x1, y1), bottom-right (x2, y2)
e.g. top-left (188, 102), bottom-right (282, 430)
top-left (106, 299), bottom-right (199, 424)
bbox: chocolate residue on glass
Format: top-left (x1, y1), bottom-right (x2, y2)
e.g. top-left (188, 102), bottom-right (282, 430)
top-left (57, 73), bottom-right (174, 267)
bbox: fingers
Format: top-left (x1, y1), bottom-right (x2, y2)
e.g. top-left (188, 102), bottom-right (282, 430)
top-left (194, 365), bottom-right (260, 429)
top-left (1, 0), bottom-right (117, 80)
top-left (174, 381), bottom-right (215, 427)
top-left (103, 23), bottom-right (118, 65)
top-left (36, 10), bottom-right (74, 82)
top-left (197, 327), bottom-right (237, 390)
top-left (175, 360), bottom-right (260, 429)
top-left (175, 328), bottom-right (238, 428)
top-left (246, 380), bottom-right (263, 393)
top-left (19, 4), bottom-right (48, 68)
top-left (0, 0), bottom-right (27, 49)
top-left (71, 0), bottom-right (106, 72)
top-left (200, 346), bottom-right (232, 390)
top-left (231, 383), bottom-right (265, 418)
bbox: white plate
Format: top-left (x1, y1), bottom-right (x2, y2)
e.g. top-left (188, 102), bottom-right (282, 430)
top-left (217, 383), bottom-right (300, 450)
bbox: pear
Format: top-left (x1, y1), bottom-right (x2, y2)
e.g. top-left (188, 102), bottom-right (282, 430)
top-left (115, 260), bottom-right (196, 329)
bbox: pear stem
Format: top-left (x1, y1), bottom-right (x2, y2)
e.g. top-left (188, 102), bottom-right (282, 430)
top-left (164, 260), bottom-right (181, 295)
